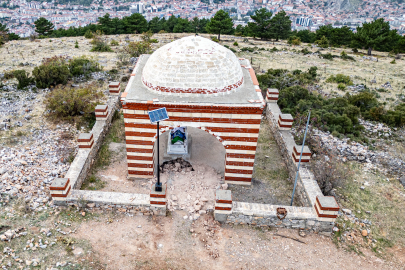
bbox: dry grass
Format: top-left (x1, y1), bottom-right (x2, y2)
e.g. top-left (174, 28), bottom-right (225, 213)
top-left (0, 197), bottom-right (104, 269)
top-left (333, 162), bottom-right (405, 256)
top-left (220, 38), bottom-right (405, 109)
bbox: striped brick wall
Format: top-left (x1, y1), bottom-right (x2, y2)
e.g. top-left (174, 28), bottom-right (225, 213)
top-left (122, 103), bottom-right (263, 185)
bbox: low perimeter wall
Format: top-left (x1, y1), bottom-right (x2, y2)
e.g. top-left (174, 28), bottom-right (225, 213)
top-left (215, 99), bottom-right (339, 233)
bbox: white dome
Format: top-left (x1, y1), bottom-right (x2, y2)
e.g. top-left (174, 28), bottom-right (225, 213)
top-left (142, 36), bottom-right (244, 95)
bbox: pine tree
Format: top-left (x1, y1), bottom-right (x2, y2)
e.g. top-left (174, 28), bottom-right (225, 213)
top-left (205, 10), bottom-right (233, 41)
top-left (352, 18), bottom-right (391, 56)
top-left (247, 8), bottom-right (273, 40)
top-left (34, 17), bottom-right (54, 36)
top-left (268, 10), bottom-right (291, 41)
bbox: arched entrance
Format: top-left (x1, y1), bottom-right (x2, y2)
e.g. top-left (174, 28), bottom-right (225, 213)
top-left (154, 126), bottom-right (226, 176)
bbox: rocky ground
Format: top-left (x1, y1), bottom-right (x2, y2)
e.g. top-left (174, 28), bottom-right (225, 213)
top-left (1, 34), bottom-right (405, 269)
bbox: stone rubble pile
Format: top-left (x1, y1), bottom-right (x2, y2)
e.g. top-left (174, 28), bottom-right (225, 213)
top-left (311, 120), bottom-right (405, 176)
top-left (1, 89), bottom-right (41, 130)
top-left (0, 228), bottom-right (26, 241)
top-left (160, 164), bottom-right (219, 221)
top-left (0, 124), bottom-right (76, 210)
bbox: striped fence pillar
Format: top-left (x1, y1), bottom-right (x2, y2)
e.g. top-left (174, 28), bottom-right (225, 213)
top-left (50, 178), bottom-right (71, 205)
top-left (314, 195), bottom-right (340, 222)
top-left (78, 133), bottom-right (94, 149)
top-left (266, 88), bottom-right (279, 102)
top-left (109, 82), bottom-right (120, 95)
top-left (292, 145), bottom-right (311, 165)
top-left (95, 105), bottom-right (108, 121)
top-left (214, 189), bottom-right (232, 223)
top-left (278, 113), bottom-right (293, 130)
top-left (150, 183), bottom-right (166, 216)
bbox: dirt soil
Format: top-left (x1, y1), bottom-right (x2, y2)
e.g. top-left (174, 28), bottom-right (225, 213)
top-left (74, 211), bottom-right (401, 270)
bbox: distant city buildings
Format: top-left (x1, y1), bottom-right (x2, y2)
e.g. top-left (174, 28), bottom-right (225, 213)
top-left (0, 0), bottom-right (404, 36)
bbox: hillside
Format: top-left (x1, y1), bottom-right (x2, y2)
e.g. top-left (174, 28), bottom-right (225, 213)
top-left (0, 34), bottom-right (405, 269)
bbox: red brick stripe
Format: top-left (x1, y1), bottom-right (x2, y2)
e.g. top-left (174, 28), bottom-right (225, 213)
top-left (124, 114), bottom-right (261, 124)
top-left (128, 170), bottom-right (154, 175)
top-left (225, 168), bottom-right (253, 174)
top-left (293, 147), bottom-right (311, 157)
top-left (225, 145), bottom-right (257, 151)
top-left (314, 204), bottom-right (338, 218)
top-left (215, 206), bottom-right (232, 211)
top-left (79, 141), bottom-right (94, 148)
top-left (220, 136), bottom-right (258, 142)
top-left (125, 131), bottom-right (156, 137)
top-left (279, 116), bottom-right (294, 122)
top-left (216, 199), bottom-right (232, 204)
top-left (150, 201), bottom-right (166, 205)
top-left (226, 161), bottom-right (255, 167)
top-left (225, 176), bottom-right (252, 182)
top-left (126, 140), bottom-right (154, 145)
top-left (125, 123), bottom-right (159, 129)
top-left (50, 179), bottom-right (70, 191)
top-left (278, 120), bottom-right (293, 128)
top-left (122, 103), bottom-right (264, 114)
top-left (51, 186), bottom-right (71, 197)
top-left (95, 107), bottom-right (108, 112)
top-left (150, 194), bottom-right (166, 198)
top-left (226, 153), bottom-right (256, 159)
top-left (127, 155), bottom-right (154, 161)
top-left (291, 153), bottom-right (310, 162)
top-left (205, 127), bottom-right (260, 134)
top-left (267, 97), bottom-right (278, 100)
top-left (77, 134), bottom-right (93, 142)
top-left (128, 163), bottom-right (153, 168)
top-left (126, 148), bottom-right (154, 153)
top-left (316, 197), bottom-right (340, 211)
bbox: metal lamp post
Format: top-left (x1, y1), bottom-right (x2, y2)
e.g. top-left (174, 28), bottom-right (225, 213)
top-left (147, 108), bottom-right (169, 192)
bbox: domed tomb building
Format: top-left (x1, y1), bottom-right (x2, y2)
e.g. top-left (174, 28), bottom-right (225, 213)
top-left (121, 36), bottom-right (265, 185)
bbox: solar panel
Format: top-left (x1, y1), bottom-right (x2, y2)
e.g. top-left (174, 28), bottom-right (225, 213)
top-left (148, 108), bottom-right (169, 123)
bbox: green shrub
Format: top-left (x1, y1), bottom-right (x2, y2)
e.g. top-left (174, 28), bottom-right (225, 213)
top-left (337, 83), bottom-right (346, 91)
top-left (326, 74), bottom-right (353, 85)
top-left (74, 40), bottom-right (79, 48)
top-left (301, 48), bottom-right (311, 55)
top-left (390, 59), bottom-right (396, 64)
top-left (269, 47), bottom-right (279, 52)
top-left (287, 36), bottom-right (301, 45)
top-left (44, 83), bottom-right (104, 120)
top-left (32, 56), bottom-right (70, 88)
top-left (257, 67), bottom-right (318, 91)
top-left (68, 56), bottom-right (101, 77)
top-left (241, 47), bottom-right (254, 52)
top-left (229, 47), bottom-right (237, 53)
top-left (110, 39), bottom-right (119, 46)
top-left (84, 30), bottom-right (93, 39)
top-left (123, 41), bottom-right (151, 57)
top-left (233, 41), bottom-right (238, 46)
top-left (315, 36), bottom-right (329, 48)
top-left (3, 70), bottom-right (15, 79)
top-left (149, 38), bottom-right (159, 43)
top-left (210, 36), bottom-right (219, 43)
top-left (320, 53), bottom-right (335, 60)
top-left (13, 70), bottom-right (34, 89)
top-left (340, 51), bottom-right (355, 61)
top-left (90, 30), bottom-right (113, 52)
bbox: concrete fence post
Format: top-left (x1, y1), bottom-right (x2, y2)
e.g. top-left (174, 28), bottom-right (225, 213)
top-left (149, 183), bottom-right (166, 216)
top-left (278, 113), bottom-right (293, 130)
top-left (77, 133), bottom-right (94, 149)
top-left (266, 88), bottom-right (279, 103)
top-left (292, 145), bottom-right (311, 165)
top-left (109, 82), bottom-right (120, 95)
top-left (50, 178), bottom-right (71, 205)
top-left (95, 105), bottom-right (108, 121)
top-left (214, 190), bottom-right (232, 223)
